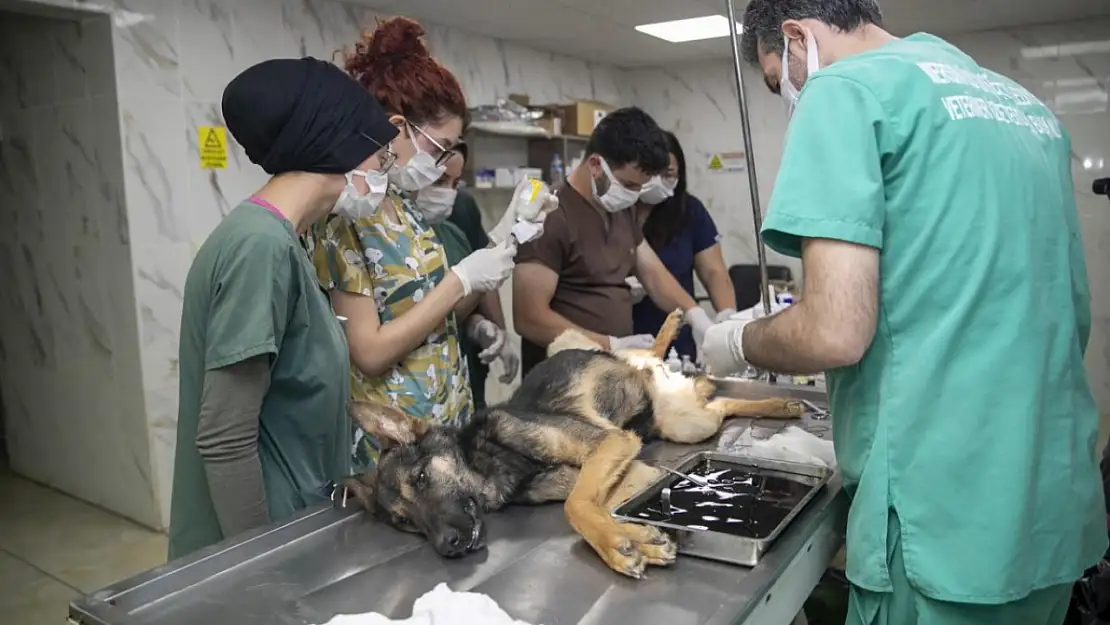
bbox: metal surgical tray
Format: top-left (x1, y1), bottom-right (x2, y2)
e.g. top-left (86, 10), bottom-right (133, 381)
top-left (612, 451), bottom-right (832, 567)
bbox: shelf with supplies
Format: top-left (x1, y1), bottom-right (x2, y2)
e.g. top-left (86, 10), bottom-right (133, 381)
top-left (461, 123), bottom-right (588, 231)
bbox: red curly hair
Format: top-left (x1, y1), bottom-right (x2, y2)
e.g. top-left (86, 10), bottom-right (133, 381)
top-left (343, 16), bottom-right (467, 125)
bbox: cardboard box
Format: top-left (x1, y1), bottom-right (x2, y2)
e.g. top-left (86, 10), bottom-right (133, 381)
top-left (508, 93), bottom-right (531, 107)
top-left (561, 100), bottom-right (615, 137)
top-left (536, 115), bottom-right (562, 136)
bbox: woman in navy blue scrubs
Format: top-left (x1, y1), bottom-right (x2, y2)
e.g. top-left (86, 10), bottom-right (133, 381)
top-left (633, 131), bottom-right (737, 359)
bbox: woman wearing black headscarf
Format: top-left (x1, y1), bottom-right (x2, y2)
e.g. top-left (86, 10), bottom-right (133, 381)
top-left (168, 58), bottom-right (399, 560)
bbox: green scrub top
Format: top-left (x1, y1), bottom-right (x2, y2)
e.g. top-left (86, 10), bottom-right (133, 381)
top-left (761, 33), bottom-right (1105, 603)
top-left (433, 213), bottom-right (489, 408)
top-left (169, 202), bottom-right (351, 560)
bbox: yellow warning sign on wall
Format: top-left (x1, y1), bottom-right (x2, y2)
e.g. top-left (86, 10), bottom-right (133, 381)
top-left (198, 126), bottom-right (228, 169)
top-left (708, 154), bottom-right (723, 170)
top-left (707, 151), bottom-right (746, 173)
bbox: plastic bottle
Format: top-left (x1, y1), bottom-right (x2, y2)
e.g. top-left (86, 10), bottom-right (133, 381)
top-left (665, 348), bottom-right (681, 372)
top-left (549, 153), bottom-right (564, 186)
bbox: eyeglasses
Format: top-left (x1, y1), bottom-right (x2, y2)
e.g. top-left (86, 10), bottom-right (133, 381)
top-left (360, 132), bottom-right (399, 172)
top-left (408, 122), bottom-right (463, 168)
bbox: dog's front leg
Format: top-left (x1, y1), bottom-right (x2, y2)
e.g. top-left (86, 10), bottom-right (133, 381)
top-left (565, 430), bottom-right (663, 579)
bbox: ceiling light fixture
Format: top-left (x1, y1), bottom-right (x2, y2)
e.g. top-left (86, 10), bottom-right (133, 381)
top-left (1020, 39), bottom-right (1110, 59)
top-left (635, 15), bottom-right (743, 43)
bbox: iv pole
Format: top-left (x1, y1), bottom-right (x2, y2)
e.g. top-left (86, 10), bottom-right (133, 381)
top-left (725, 0), bottom-right (773, 317)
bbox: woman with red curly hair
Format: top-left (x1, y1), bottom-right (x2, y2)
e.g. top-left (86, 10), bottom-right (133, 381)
top-left (309, 17), bottom-right (516, 472)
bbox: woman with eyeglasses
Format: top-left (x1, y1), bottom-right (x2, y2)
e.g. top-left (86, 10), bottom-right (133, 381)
top-left (169, 58), bottom-right (399, 559)
top-left (309, 16), bottom-right (515, 472)
top-left (633, 131), bottom-right (737, 360)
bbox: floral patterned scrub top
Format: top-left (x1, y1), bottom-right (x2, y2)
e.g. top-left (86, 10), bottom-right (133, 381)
top-left (309, 193), bottom-right (473, 471)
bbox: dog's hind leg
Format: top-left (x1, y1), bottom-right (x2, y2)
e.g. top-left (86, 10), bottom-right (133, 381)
top-left (706, 397), bottom-right (805, 419)
top-left (565, 430), bottom-right (659, 579)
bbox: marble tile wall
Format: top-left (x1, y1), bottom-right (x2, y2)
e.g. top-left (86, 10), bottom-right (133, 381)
top-left (14, 0), bottom-right (630, 529)
top-left (626, 18), bottom-right (1110, 423)
top-left (0, 8), bottom-right (158, 527)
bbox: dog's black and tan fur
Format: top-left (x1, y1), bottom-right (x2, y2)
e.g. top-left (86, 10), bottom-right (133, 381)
top-left (342, 310), bottom-right (803, 578)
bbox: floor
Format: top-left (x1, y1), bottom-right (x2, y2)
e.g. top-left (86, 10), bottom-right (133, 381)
top-left (0, 467), bottom-right (167, 625)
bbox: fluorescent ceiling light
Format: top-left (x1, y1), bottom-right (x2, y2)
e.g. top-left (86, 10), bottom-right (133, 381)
top-left (1021, 39), bottom-right (1110, 59)
top-left (635, 15), bottom-right (742, 43)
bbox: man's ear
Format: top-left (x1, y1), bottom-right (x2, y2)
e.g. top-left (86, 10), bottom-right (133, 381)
top-left (781, 19), bottom-right (806, 41)
top-left (349, 401), bottom-right (429, 449)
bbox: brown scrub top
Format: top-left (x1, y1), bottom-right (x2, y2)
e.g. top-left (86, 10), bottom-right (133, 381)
top-left (515, 184), bottom-right (643, 376)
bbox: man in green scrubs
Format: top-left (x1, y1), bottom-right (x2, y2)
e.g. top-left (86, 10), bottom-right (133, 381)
top-left (169, 58), bottom-right (398, 559)
top-left (703, 1), bottom-right (1106, 622)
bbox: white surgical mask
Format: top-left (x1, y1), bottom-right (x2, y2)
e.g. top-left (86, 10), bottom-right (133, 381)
top-left (389, 128), bottom-right (447, 192)
top-left (638, 175), bottom-right (677, 205)
top-left (413, 186), bottom-right (457, 224)
top-left (592, 158), bottom-right (641, 213)
top-left (332, 168), bottom-right (388, 221)
top-left (781, 30), bottom-right (821, 118)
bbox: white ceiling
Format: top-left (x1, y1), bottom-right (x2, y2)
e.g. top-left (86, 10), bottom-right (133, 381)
top-left (352, 0), bottom-right (1110, 67)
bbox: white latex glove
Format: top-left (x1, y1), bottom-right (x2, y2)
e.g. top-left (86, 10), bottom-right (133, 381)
top-left (495, 340), bottom-right (520, 384)
top-left (729, 300), bottom-right (788, 321)
top-left (466, 315), bottom-right (505, 362)
top-left (465, 315), bottom-right (520, 383)
top-left (488, 178), bottom-right (560, 246)
top-left (714, 308), bottom-right (737, 323)
top-left (702, 319), bottom-right (752, 377)
top-left (452, 242), bottom-right (516, 296)
top-left (626, 276), bottom-right (646, 304)
top-left (684, 306), bottom-right (714, 347)
top-left (609, 334), bottom-right (655, 351)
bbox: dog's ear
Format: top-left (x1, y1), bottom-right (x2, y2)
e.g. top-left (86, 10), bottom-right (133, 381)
top-left (349, 401), bottom-right (429, 448)
top-left (339, 473), bottom-right (378, 514)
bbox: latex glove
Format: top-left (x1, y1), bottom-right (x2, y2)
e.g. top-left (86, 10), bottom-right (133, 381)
top-left (452, 242), bottom-right (516, 296)
top-left (729, 300), bottom-right (788, 321)
top-left (714, 308), bottom-right (737, 323)
top-left (609, 334), bottom-right (655, 351)
top-left (466, 315), bottom-right (505, 362)
top-left (684, 307), bottom-right (714, 347)
top-left (488, 178), bottom-right (560, 246)
top-left (495, 339), bottom-right (520, 384)
top-left (702, 319), bottom-right (752, 377)
top-left (626, 276), bottom-right (646, 304)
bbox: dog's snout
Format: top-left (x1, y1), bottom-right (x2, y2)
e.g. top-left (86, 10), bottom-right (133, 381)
top-left (437, 527), bottom-right (468, 558)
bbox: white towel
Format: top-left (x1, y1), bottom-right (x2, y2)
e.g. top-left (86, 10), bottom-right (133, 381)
top-left (717, 424), bottom-right (836, 470)
top-left (319, 583), bottom-right (539, 625)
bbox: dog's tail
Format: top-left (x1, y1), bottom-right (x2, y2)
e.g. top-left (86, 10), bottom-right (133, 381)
top-left (547, 329), bottom-right (606, 357)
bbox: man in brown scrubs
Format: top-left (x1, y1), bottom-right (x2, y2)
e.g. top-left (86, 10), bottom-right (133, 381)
top-left (514, 107), bottom-right (713, 376)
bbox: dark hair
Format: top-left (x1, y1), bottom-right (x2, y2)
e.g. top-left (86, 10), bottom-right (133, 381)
top-left (585, 106), bottom-right (669, 176)
top-left (343, 16), bottom-right (467, 125)
top-left (642, 131), bottom-right (691, 251)
top-left (740, 0), bottom-right (883, 63)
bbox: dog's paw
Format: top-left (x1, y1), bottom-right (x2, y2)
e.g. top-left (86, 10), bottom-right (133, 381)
top-left (600, 536), bottom-right (648, 579)
top-left (620, 523), bottom-right (677, 566)
top-left (782, 400), bottom-right (806, 418)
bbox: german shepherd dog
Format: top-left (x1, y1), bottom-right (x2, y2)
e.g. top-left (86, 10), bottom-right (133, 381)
top-left (340, 311), bottom-right (804, 579)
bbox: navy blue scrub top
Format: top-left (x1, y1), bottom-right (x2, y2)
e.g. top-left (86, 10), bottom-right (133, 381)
top-left (633, 194), bottom-right (721, 358)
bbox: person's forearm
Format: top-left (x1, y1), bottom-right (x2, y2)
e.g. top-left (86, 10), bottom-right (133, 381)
top-left (454, 291), bottom-right (481, 319)
top-left (642, 270), bottom-right (697, 312)
top-left (350, 273), bottom-right (465, 377)
top-left (478, 290), bottom-right (506, 329)
top-left (196, 356), bottom-right (271, 540)
top-left (516, 306), bottom-right (610, 349)
top-left (702, 269), bottom-right (737, 312)
top-left (742, 302), bottom-right (862, 374)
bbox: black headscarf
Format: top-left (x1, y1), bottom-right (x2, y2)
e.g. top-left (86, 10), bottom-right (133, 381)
top-left (222, 57), bottom-right (398, 175)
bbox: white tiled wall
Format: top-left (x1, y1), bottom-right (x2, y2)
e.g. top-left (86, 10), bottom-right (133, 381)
top-left (627, 19), bottom-right (1110, 426)
top-left (0, 9), bottom-right (158, 526)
